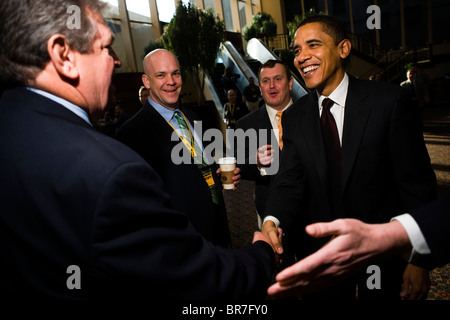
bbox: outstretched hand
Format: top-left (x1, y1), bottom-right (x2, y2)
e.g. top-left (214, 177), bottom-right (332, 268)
top-left (267, 219), bottom-right (411, 298)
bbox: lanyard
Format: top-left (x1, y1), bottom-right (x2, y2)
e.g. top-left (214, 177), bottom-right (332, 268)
top-left (166, 111), bottom-right (197, 158)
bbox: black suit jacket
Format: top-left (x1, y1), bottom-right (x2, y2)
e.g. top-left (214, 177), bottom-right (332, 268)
top-left (118, 101), bottom-right (231, 248)
top-left (235, 105), bottom-right (281, 218)
top-left (410, 193), bottom-right (450, 268)
top-left (0, 88), bottom-right (274, 300)
top-left (266, 76), bottom-right (437, 254)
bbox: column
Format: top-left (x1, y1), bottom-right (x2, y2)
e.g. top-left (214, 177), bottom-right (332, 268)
top-left (400, 0), bottom-right (406, 49)
top-left (148, 0), bottom-right (161, 40)
top-left (348, 0), bottom-right (354, 34)
top-left (118, 0), bottom-right (137, 72)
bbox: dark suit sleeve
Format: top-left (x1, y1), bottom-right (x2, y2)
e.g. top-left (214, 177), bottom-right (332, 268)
top-left (235, 118), bottom-right (264, 181)
top-left (263, 116), bottom-right (306, 227)
top-left (90, 161), bottom-right (274, 300)
top-left (410, 193), bottom-right (450, 268)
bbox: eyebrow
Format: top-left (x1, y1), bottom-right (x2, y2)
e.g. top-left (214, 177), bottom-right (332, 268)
top-left (293, 38), bottom-right (323, 50)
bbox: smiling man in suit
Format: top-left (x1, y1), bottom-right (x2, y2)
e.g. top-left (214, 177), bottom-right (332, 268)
top-left (118, 49), bottom-right (239, 248)
top-left (262, 15), bottom-right (437, 300)
top-left (0, 0), bottom-right (276, 300)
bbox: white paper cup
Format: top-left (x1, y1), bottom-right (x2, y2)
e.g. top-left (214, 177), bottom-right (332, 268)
top-left (218, 157), bottom-right (236, 190)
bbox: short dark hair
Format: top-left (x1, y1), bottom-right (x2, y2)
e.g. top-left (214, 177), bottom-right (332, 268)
top-left (297, 14), bottom-right (351, 67)
top-left (258, 60), bottom-right (292, 82)
top-left (0, 0), bottom-right (107, 86)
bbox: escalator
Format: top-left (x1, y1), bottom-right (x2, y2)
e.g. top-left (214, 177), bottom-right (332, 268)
top-left (204, 38), bottom-right (309, 118)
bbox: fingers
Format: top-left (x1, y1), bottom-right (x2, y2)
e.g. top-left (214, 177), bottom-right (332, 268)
top-left (261, 221), bottom-right (283, 254)
top-left (305, 219), bottom-right (352, 238)
top-left (257, 145), bottom-right (274, 167)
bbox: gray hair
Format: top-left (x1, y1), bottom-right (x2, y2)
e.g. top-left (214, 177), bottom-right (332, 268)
top-left (0, 0), bottom-right (107, 86)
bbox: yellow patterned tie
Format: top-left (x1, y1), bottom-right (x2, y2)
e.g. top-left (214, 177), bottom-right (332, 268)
top-left (276, 111), bottom-right (283, 150)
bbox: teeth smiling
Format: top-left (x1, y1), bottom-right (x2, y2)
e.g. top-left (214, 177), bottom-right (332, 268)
top-left (302, 65), bottom-right (319, 74)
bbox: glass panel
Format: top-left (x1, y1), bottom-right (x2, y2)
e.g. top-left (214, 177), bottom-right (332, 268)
top-left (131, 22), bottom-right (154, 72)
top-left (105, 19), bottom-right (133, 73)
top-left (157, 0), bottom-right (176, 23)
top-left (126, 0), bottom-right (151, 23)
top-left (221, 0), bottom-right (234, 32)
top-left (103, 0), bottom-right (120, 20)
top-left (203, 0), bottom-right (215, 11)
top-left (238, 1), bottom-right (247, 29)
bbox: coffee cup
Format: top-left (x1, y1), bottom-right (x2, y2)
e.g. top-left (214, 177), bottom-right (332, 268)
top-left (218, 157), bottom-right (236, 190)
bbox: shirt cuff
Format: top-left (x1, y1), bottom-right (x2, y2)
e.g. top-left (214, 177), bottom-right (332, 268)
top-left (391, 213), bottom-right (431, 255)
top-left (263, 215), bottom-right (280, 228)
top-left (258, 167), bottom-right (267, 176)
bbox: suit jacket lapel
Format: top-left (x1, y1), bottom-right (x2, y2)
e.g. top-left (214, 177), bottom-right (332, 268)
top-left (341, 77), bottom-right (371, 190)
top-left (300, 94), bottom-right (328, 188)
top-left (259, 105), bottom-right (278, 149)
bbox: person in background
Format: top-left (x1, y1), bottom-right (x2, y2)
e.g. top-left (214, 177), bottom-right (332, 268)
top-left (235, 59), bottom-right (296, 270)
top-left (139, 85), bottom-right (149, 105)
top-left (223, 88), bottom-right (248, 129)
top-left (243, 76), bottom-right (261, 112)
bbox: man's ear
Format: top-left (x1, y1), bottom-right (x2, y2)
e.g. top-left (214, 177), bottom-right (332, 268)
top-left (47, 34), bottom-right (79, 80)
top-left (142, 74), bottom-right (150, 89)
top-left (339, 39), bottom-right (351, 59)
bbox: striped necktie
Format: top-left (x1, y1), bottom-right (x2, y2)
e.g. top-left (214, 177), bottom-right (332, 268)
top-left (173, 111), bottom-right (219, 205)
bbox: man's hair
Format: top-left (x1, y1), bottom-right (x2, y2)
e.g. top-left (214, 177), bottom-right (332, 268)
top-left (0, 0), bottom-right (107, 86)
top-left (298, 14), bottom-right (348, 45)
top-left (258, 60), bottom-right (292, 82)
top-left (298, 14), bottom-right (351, 67)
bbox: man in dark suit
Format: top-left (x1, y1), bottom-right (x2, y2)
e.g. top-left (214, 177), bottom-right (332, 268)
top-left (268, 193), bottom-right (450, 299)
top-left (235, 60), bottom-right (294, 228)
top-left (262, 15), bottom-right (437, 300)
top-left (235, 59), bottom-right (295, 269)
top-left (118, 49), bottom-right (238, 248)
top-left (0, 0), bottom-right (276, 301)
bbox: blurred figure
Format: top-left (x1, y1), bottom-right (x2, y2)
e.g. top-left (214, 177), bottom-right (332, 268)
top-left (139, 85), bottom-right (149, 105)
top-left (401, 68), bottom-right (430, 109)
top-left (222, 67), bottom-right (240, 94)
top-left (243, 76), bottom-right (261, 112)
top-left (223, 89), bottom-right (248, 129)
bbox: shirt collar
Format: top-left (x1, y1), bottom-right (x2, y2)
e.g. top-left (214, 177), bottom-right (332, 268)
top-left (27, 87), bottom-right (92, 126)
top-left (148, 97), bottom-right (181, 122)
top-left (317, 73), bottom-right (349, 109)
top-left (266, 98), bottom-right (294, 120)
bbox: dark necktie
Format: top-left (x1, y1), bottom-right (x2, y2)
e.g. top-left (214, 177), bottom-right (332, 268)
top-left (320, 98), bottom-right (342, 215)
top-left (173, 111), bottom-right (219, 205)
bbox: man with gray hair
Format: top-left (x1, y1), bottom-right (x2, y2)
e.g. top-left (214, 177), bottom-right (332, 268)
top-left (0, 0), bottom-right (276, 301)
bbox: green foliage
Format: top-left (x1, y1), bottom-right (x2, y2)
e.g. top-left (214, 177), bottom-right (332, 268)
top-left (160, 2), bottom-right (225, 76)
top-left (243, 12), bottom-right (277, 41)
top-left (143, 39), bottom-right (164, 59)
top-left (286, 9), bottom-right (324, 45)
